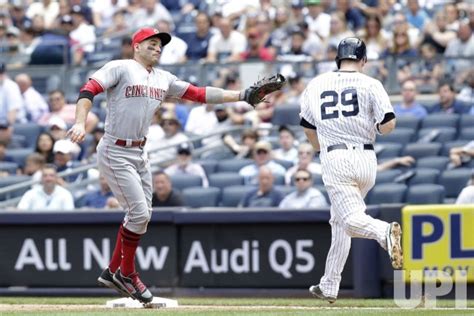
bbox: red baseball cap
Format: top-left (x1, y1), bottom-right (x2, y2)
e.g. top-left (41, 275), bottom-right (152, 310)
top-left (132, 27), bottom-right (171, 47)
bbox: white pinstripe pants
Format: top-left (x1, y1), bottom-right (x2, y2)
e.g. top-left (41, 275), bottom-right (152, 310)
top-left (318, 147), bottom-right (389, 297)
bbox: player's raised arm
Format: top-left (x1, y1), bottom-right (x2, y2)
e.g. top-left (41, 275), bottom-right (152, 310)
top-left (67, 79), bottom-right (104, 143)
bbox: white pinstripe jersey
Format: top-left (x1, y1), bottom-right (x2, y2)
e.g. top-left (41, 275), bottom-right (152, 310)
top-left (300, 71), bottom-right (393, 150)
top-left (91, 59), bottom-right (190, 140)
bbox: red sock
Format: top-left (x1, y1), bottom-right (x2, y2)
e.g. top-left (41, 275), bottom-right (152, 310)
top-left (108, 225), bottom-right (124, 273)
top-left (120, 226), bottom-right (142, 276)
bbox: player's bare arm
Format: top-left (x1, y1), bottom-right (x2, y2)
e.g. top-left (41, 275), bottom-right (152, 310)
top-left (376, 112), bottom-right (396, 135)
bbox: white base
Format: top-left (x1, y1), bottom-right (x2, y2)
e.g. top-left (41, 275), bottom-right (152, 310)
top-left (105, 297), bottom-right (179, 309)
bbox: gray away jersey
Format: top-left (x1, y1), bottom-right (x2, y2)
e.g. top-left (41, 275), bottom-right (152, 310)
top-left (300, 71), bottom-right (393, 149)
top-left (91, 59), bottom-right (190, 140)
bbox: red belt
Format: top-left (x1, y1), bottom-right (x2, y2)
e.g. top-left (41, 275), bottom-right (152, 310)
top-left (114, 137), bottom-right (147, 148)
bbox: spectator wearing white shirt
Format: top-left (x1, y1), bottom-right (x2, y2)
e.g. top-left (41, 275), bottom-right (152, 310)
top-left (17, 164), bottom-right (75, 211)
top-left (151, 112), bottom-right (188, 162)
top-left (279, 169), bottom-right (328, 209)
top-left (272, 126), bottom-right (298, 165)
top-left (15, 73), bottom-right (49, 123)
top-left (164, 143), bottom-right (209, 187)
top-left (0, 63), bottom-right (25, 124)
top-left (26, 0), bottom-right (60, 29)
top-left (456, 172), bottom-right (474, 204)
top-left (239, 141), bottom-right (286, 185)
top-left (185, 104), bottom-right (217, 137)
top-left (304, 0), bottom-right (331, 40)
top-left (70, 5), bottom-right (96, 64)
top-left (129, 0), bottom-right (174, 31)
top-left (157, 20), bottom-right (188, 65)
top-left (285, 143), bottom-right (321, 185)
top-left (207, 18), bottom-right (247, 63)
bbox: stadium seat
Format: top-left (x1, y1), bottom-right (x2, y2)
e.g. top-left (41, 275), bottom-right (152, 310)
top-left (376, 128), bottom-right (415, 144)
top-left (367, 183), bottom-right (407, 204)
top-left (416, 127), bottom-right (457, 143)
top-left (275, 185), bottom-right (295, 197)
top-left (5, 148), bottom-right (34, 169)
top-left (460, 115), bottom-right (474, 128)
top-left (217, 159), bottom-right (253, 173)
top-left (273, 158), bottom-right (294, 170)
top-left (421, 114), bottom-right (459, 128)
top-left (0, 162), bottom-right (19, 175)
top-left (457, 128), bottom-right (474, 141)
top-left (402, 143), bottom-right (442, 159)
top-left (208, 172), bottom-right (243, 189)
top-left (416, 156), bottom-right (450, 170)
top-left (169, 174), bottom-right (203, 191)
top-left (271, 103), bottom-right (300, 126)
top-left (196, 160), bottom-right (218, 177)
top-left (395, 116), bottom-right (420, 130)
top-left (405, 184), bottom-right (445, 204)
top-left (274, 174), bottom-right (286, 185)
top-left (438, 168), bottom-right (472, 199)
top-left (441, 141), bottom-right (469, 156)
top-left (12, 123), bottom-right (43, 149)
top-left (0, 175), bottom-right (31, 200)
top-left (375, 143), bottom-right (403, 159)
top-left (221, 185), bottom-right (255, 207)
top-left (406, 168), bottom-right (440, 185)
top-left (376, 169), bottom-right (403, 184)
top-left (182, 187), bottom-right (221, 208)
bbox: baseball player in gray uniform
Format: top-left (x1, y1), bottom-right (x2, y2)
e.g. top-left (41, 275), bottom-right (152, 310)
top-left (299, 37), bottom-right (403, 303)
top-left (67, 27), bottom-right (283, 304)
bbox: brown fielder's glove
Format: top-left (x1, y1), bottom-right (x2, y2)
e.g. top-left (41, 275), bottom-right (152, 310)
top-left (240, 74), bottom-right (286, 107)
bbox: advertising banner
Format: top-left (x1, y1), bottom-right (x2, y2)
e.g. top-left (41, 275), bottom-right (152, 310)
top-left (402, 205), bottom-right (474, 282)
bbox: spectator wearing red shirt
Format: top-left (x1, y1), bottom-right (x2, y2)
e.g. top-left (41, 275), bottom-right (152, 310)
top-left (239, 28), bottom-right (275, 62)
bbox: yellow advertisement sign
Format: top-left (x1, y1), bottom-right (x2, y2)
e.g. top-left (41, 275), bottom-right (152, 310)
top-left (402, 205), bottom-right (474, 282)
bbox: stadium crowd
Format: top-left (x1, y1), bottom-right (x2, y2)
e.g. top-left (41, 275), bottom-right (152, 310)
top-left (0, 0), bottom-right (473, 211)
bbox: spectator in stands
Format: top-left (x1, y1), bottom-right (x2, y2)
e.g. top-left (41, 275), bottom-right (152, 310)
top-left (410, 42), bottom-right (443, 89)
top-left (335, 0), bottom-right (365, 32)
top-left (206, 18), bottom-right (247, 63)
top-left (239, 141), bottom-right (286, 185)
top-left (431, 80), bottom-right (470, 114)
top-left (152, 171), bottom-right (184, 207)
top-left (80, 174), bottom-right (116, 209)
top-left (35, 132), bottom-right (55, 163)
top-left (317, 44), bottom-right (338, 74)
top-left (275, 73), bottom-right (305, 105)
top-left (456, 171), bottom-right (474, 204)
top-left (279, 169), bottom-right (328, 209)
top-left (223, 128), bottom-right (259, 159)
top-left (39, 90), bottom-right (98, 133)
top-left (185, 103), bottom-right (217, 137)
top-left (239, 166), bottom-right (283, 208)
top-left (304, 0), bottom-right (330, 40)
top-left (0, 63), bottom-right (24, 124)
top-left (238, 27), bottom-right (275, 61)
top-left (46, 116), bottom-right (68, 142)
top-left (327, 12), bottom-right (356, 50)
top-left (444, 22), bottom-right (474, 85)
top-left (23, 153), bottom-right (46, 186)
top-left (449, 141), bottom-right (474, 169)
top-left (112, 36), bottom-right (133, 60)
top-left (103, 10), bottom-right (129, 37)
top-left (445, 3), bottom-right (460, 32)
top-left (9, 2), bottom-right (31, 30)
top-left (151, 112), bottom-right (188, 162)
top-left (157, 19), bottom-right (188, 65)
top-left (393, 80), bottom-right (428, 119)
top-left (285, 143), bottom-right (321, 185)
top-left (92, 0), bottom-right (128, 30)
top-left (52, 139), bottom-right (82, 182)
top-left (164, 143), bottom-right (209, 188)
top-left (70, 5), bottom-right (96, 65)
top-left (14, 73), bottom-right (49, 123)
top-left (389, 13), bottom-right (420, 49)
top-left (0, 140), bottom-right (14, 163)
top-left (183, 12), bottom-right (213, 61)
top-left (458, 69), bottom-right (474, 104)
top-left (277, 28), bottom-right (312, 62)
top-left (201, 104), bottom-right (234, 149)
top-left (405, 0), bottom-right (430, 31)
top-left (25, 0), bottom-right (59, 30)
top-left (130, 0), bottom-right (174, 31)
top-left (420, 10), bottom-right (456, 54)
top-left (144, 110), bottom-right (165, 157)
top-left (0, 118), bottom-right (25, 149)
top-left (50, 0), bottom-right (72, 29)
top-left (17, 164), bottom-right (74, 211)
top-left (380, 29), bottom-right (418, 83)
top-left (377, 156), bottom-right (416, 171)
top-left (273, 126), bottom-right (298, 164)
top-left (357, 15), bottom-right (388, 61)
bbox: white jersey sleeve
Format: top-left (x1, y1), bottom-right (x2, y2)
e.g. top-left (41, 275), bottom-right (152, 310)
top-left (300, 87), bottom-right (316, 127)
top-left (90, 60), bottom-right (124, 90)
top-left (166, 73), bottom-right (190, 99)
top-left (370, 79), bottom-right (393, 124)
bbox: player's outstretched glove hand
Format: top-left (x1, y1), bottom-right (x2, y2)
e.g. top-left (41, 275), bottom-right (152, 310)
top-left (240, 74), bottom-right (286, 107)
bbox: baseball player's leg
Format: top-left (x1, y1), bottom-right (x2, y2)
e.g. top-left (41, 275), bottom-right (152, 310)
top-left (318, 212), bottom-right (351, 299)
top-left (138, 151), bottom-right (153, 226)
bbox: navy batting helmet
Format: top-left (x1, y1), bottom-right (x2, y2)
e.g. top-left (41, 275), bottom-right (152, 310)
top-left (335, 37), bottom-right (367, 69)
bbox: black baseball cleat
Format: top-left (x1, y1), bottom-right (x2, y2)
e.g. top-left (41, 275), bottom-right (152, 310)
top-left (309, 285), bottom-right (337, 303)
top-left (386, 222), bottom-right (403, 269)
top-left (113, 270), bottom-right (153, 304)
top-left (97, 268), bottom-right (131, 297)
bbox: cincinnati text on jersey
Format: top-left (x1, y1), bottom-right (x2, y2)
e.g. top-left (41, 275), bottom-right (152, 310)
top-left (125, 85), bottom-right (165, 100)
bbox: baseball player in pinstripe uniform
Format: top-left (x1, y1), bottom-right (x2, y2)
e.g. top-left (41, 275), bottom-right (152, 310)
top-left (67, 27), bottom-right (283, 304)
top-left (299, 37), bottom-right (403, 303)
